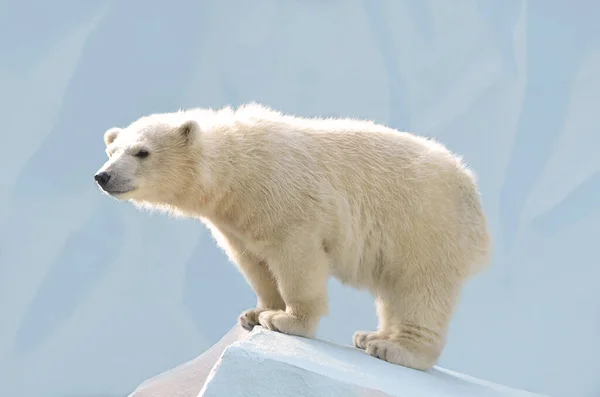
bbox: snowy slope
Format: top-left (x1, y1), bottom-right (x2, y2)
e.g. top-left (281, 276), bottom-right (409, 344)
top-left (201, 328), bottom-right (547, 397)
top-left (1, 1), bottom-right (599, 397)
top-left (131, 325), bottom-right (546, 397)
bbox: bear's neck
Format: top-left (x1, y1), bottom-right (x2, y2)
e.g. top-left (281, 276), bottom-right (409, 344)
top-left (173, 130), bottom-right (242, 218)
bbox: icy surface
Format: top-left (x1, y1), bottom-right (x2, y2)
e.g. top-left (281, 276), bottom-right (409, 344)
top-left (1, 1), bottom-right (599, 397)
top-left (199, 327), bottom-right (545, 397)
top-left (128, 324), bottom-right (248, 397)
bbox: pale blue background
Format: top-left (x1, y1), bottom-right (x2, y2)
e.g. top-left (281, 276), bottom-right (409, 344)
top-left (1, 1), bottom-right (598, 396)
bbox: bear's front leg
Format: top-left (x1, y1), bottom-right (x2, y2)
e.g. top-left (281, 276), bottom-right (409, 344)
top-left (257, 237), bottom-right (329, 339)
top-left (226, 243), bottom-right (286, 331)
top-left (238, 275), bottom-right (285, 331)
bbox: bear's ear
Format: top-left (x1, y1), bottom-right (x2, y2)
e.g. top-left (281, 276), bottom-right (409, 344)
top-left (178, 120), bottom-right (199, 145)
top-left (104, 127), bottom-right (121, 146)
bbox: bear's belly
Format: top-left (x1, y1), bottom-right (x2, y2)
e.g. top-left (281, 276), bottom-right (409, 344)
top-left (327, 252), bottom-right (376, 290)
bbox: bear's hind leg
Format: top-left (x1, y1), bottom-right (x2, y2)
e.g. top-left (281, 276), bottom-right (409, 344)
top-left (353, 330), bottom-right (388, 350)
top-left (363, 275), bottom-right (461, 370)
top-left (353, 292), bottom-right (400, 350)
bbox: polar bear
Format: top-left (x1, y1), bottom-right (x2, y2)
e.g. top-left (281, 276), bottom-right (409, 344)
top-left (94, 103), bottom-right (491, 370)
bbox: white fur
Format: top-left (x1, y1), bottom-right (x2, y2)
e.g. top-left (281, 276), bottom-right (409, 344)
top-left (95, 103), bottom-right (492, 370)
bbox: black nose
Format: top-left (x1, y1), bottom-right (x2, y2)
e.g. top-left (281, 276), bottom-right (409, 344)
top-left (94, 172), bottom-right (111, 187)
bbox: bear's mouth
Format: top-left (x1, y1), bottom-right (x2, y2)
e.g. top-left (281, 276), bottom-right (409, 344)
top-left (108, 189), bottom-right (133, 195)
top-left (99, 187), bottom-right (135, 196)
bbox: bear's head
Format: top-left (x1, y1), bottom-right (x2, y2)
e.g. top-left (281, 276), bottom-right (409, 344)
top-left (94, 113), bottom-right (201, 209)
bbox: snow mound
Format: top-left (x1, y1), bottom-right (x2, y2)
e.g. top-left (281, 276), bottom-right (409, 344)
top-left (131, 324), bottom-right (546, 397)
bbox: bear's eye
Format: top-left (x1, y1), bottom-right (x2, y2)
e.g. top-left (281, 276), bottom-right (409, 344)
top-left (135, 149), bottom-right (150, 159)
